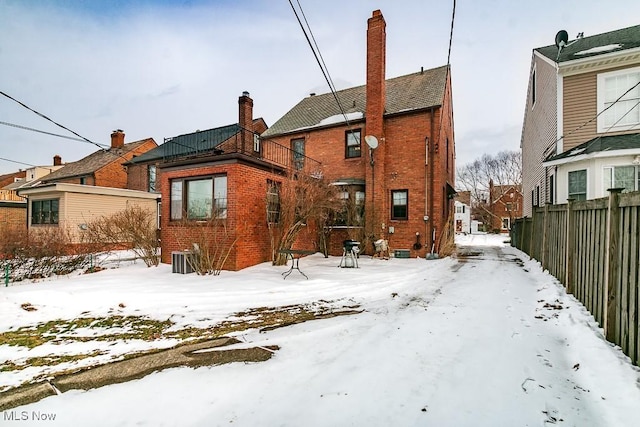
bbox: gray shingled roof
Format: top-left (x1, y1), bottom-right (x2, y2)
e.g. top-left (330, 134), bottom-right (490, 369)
top-left (536, 24), bottom-right (640, 63)
top-left (545, 133), bottom-right (640, 162)
top-left (262, 65), bottom-right (449, 138)
top-left (41, 139), bottom-right (154, 182)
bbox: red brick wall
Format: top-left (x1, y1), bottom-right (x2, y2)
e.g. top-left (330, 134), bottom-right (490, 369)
top-left (127, 162), bottom-right (162, 193)
top-left (160, 161), bottom-right (284, 270)
top-left (265, 76), bottom-right (455, 258)
top-left (95, 139), bottom-right (157, 188)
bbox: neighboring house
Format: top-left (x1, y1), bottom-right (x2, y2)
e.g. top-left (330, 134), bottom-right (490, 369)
top-left (17, 133), bottom-right (158, 244)
top-left (17, 183), bottom-right (158, 244)
top-left (261, 10), bottom-right (456, 256)
top-left (0, 170), bottom-right (26, 188)
top-left (0, 156), bottom-right (65, 232)
top-left (454, 200), bottom-right (470, 234)
top-left (39, 131), bottom-right (157, 188)
top-left (488, 181), bottom-right (523, 232)
top-left (522, 24), bottom-right (640, 214)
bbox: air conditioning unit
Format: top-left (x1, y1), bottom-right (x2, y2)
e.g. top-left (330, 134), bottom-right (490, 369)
top-left (172, 251), bottom-right (195, 274)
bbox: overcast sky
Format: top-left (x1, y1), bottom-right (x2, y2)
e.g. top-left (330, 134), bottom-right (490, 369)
top-left (1, 0), bottom-right (640, 176)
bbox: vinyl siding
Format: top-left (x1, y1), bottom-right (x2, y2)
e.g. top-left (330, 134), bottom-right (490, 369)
top-left (521, 54), bottom-right (557, 216)
top-left (28, 191), bottom-right (157, 242)
top-left (563, 72), bottom-right (597, 151)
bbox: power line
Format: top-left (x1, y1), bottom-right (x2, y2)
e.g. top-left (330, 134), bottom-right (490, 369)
top-left (287, 0), bottom-right (360, 143)
top-left (543, 79), bottom-right (640, 159)
top-left (0, 90), bottom-right (139, 165)
top-left (0, 120), bottom-right (102, 145)
top-left (0, 157), bottom-right (37, 168)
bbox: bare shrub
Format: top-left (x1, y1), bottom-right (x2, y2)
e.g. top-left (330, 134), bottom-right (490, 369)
top-left (84, 205), bottom-right (159, 267)
top-left (171, 214), bottom-right (241, 275)
top-left (437, 211), bottom-right (456, 257)
top-left (267, 174), bottom-right (341, 265)
top-left (0, 225), bottom-right (92, 282)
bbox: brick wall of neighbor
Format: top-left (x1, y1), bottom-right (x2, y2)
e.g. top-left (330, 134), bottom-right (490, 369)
top-left (0, 203), bottom-right (27, 231)
top-left (127, 162), bottom-right (161, 193)
top-left (95, 139), bottom-right (157, 188)
top-left (160, 162), bottom-right (284, 271)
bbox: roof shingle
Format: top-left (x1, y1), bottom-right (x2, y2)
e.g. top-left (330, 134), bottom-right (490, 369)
top-left (41, 139), bottom-right (155, 182)
top-left (262, 65), bottom-right (449, 137)
top-left (536, 24), bottom-right (640, 63)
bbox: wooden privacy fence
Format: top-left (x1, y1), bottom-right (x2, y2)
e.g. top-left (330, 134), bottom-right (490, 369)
top-left (511, 189), bottom-right (640, 367)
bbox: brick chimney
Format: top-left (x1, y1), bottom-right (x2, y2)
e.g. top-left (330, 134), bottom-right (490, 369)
top-left (111, 129), bottom-right (125, 149)
top-left (366, 10), bottom-right (386, 138)
top-left (53, 155), bottom-right (62, 166)
top-left (238, 91), bottom-right (253, 153)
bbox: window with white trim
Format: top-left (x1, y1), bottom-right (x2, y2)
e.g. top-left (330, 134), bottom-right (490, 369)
top-left (603, 165), bottom-right (639, 193)
top-left (568, 169), bottom-right (587, 201)
top-left (597, 67), bottom-right (640, 133)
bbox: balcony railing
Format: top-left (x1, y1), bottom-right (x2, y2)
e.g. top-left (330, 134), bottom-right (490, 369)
top-left (162, 131), bottom-right (323, 178)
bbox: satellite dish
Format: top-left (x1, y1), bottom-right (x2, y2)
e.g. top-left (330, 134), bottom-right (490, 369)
top-left (364, 135), bottom-right (379, 149)
top-left (555, 30), bottom-right (569, 48)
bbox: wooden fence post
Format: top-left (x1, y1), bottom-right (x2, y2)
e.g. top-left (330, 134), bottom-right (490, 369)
top-left (529, 208), bottom-right (537, 257)
top-left (565, 198), bottom-right (575, 294)
top-left (605, 188), bottom-right (623, 343)
top-left (541, 204), bottom-right (549, 270)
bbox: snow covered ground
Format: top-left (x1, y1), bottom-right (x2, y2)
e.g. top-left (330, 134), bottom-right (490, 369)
top-left (1, 234), bottom-right (639, 426)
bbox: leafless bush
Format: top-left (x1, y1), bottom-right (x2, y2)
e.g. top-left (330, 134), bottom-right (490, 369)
top-left (83, 205), bottom-right (160, 267)
top-left (171, 213), bottom-right (241, 275)
top-left (267, 174), bottom-right (341, 265)
top-left (0, 225), bottom-right (92, 282)
top-left (437, 211), bottom-right (456, 257)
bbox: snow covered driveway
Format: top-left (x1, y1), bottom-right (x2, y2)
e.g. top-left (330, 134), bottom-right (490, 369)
top-left (3, 234), bottom-right (640, 426)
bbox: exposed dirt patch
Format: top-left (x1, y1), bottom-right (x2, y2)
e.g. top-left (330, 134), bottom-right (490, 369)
top-left (0, 302), bottom-right (361, 411)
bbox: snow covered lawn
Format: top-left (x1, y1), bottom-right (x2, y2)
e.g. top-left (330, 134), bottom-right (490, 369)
top-left (1, 234), bottom-right (639, 426)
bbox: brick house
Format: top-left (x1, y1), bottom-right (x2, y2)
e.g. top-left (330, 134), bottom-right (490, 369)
top-left (0, 156), bottom-right (65, 233)
top-left (261, 10), bottom-right (456, 257)
top-left (488, 181), bottom-right (523, 232)
top-left (522, 25), bottom-right (640, 214)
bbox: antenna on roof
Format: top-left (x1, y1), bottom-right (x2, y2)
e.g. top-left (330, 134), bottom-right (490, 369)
top-left (555, 30), bottom-right (582, 60)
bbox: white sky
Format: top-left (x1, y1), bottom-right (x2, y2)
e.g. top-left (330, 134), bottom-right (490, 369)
top-left (1, 234), bottom-right (639, 426)
top-left (1, 0), bottom-right (640, 175)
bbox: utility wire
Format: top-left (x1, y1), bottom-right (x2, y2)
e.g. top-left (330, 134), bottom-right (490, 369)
top-left (288, 0), bottom-right (361, 143)
top-left (0, 157), bottom-right (37, 168)
top-left (1, 90), bottom-right (108, 152)
top-left (542, 79), bottom-right (640, 160)
top-left (0, 90), bottom-right (134, 165)
top-left (0, 120), bottom-right (100, 145)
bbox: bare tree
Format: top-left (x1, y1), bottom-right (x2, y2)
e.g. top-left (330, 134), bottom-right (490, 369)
top-left (456, 150), bottom-right (522, 229)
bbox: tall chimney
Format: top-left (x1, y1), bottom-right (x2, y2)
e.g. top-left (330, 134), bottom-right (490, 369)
top-left (111, 129), bottom-right (125, 149)
top-left (366, 10), bottom-right (386, 139)
top-left (53, 155), bottom-right (62, 166)
top-left (238, 92), bottom-right (253, 153)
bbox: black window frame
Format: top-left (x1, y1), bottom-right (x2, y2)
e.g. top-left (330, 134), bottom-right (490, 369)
top-left (345, 129), bottom-right (362, 159)
top-left (391, 189), bottom-right (408, 220)
top-left (31, 198), bottom-right (59, 225)
top-left (292, 138), bottom-right (305, 170)
top-left (148, 164), bottom-right (157, 192)
top-left (266, 180), bottom-right (281, 224)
